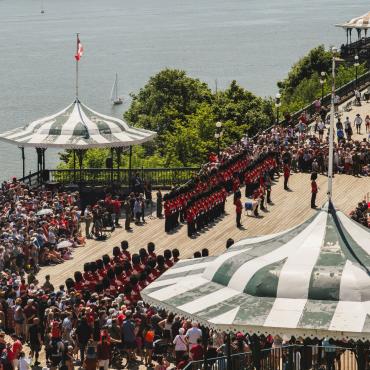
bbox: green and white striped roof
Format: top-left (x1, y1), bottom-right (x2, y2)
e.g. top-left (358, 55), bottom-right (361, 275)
top-left (0, 99), bottom-right (156, 149)
top-left (142, 203), bottom-right (370, 340)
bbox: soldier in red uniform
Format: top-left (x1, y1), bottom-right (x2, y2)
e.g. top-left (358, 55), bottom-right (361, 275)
top-left (283, 163), bottom-right (290, 190)
top-left (311, 172), bottom-right (318, 208)
top-left (186, 204), bottom-right (196, 237)
top-left (234, 193), bottom-right (243, 228)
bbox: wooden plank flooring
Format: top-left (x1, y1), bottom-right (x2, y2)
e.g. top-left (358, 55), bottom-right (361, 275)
top-left (37, 173), bottom-right (369, 287)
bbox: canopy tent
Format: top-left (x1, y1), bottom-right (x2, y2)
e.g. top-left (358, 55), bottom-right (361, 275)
top-left (336, 11), bottom-right (370, 30)
top-left (0, 99), bottom-right (156, 149)
top-left (142, 203), bottom-right (370, 341)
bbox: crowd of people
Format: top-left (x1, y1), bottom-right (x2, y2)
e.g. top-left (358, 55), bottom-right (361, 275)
top-left (0, 94), bottom-right (369, 369)
top-left (0, 178), bottom-right (85, 277)
top-left (0, 240), bottom-right (184, 370)
top-left (350, 199), bottom-right (370, 229)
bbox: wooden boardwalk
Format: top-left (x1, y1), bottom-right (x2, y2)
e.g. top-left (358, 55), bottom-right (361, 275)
top-left (38, 173), bottom-right (369, 287)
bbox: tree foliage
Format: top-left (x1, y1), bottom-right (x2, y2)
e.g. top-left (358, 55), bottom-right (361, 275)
top-left (278, 45), bottom-right (367, 114)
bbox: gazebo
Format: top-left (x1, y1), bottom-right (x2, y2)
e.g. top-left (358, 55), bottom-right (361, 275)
top-left (336, 11), bottom-right (370, 44)
top-left (142, 202), bottom-right (370, 367)
top-left (0, 34), bottom-right (156, 183)
top-left (0, 98), bottom-right (156, 178)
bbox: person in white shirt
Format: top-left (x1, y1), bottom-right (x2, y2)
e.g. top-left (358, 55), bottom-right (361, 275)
top-left (185, 322), bottom-right (202, 350)
top-left (18, 352), bottom-right (31, 370)
top-left (354, 114), bottom-right (363, 134)
top-left (173, 328), bottom-right (188, 364)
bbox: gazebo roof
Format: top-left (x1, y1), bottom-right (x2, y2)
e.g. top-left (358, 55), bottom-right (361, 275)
top-left (142, 203), bottom-right (370, 340)
top-left (0, 99), bottom-right (156, 149)
top-left (336, 11), bottom-right (370, 29)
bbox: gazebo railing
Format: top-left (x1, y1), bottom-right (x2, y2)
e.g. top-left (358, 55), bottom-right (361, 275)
top-left (183, 344), bottom-right (359, 370)
top-left (20, 167), bottom-right (200, 188)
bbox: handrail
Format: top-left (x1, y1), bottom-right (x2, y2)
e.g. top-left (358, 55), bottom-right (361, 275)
top-left (281, 70), bottom-right (370, 126)
top-left (183, 344), bottom-right (358, 370)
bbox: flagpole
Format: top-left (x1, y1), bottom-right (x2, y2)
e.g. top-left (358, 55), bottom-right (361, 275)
top-left (327, 47), bottom-right (336, 204)
top-left (75, 33), bottom-right (79, 101)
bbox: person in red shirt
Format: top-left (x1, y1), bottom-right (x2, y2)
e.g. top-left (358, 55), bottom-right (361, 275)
top-left (112, 196), bottom-right (121, 227)
top-left (234, 193), bottom-right (243, 228)
top-left (311, 172), bottom-right (318, 209)
top-left (190, 338), bottom-right (204, 361)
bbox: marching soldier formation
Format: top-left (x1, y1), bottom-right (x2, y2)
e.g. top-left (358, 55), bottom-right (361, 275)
top-left (164, 146), bottom-right (278, 236)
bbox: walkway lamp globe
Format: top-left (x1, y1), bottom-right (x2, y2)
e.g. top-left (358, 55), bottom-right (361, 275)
top-left (215, 121), bottom-right (223, 154)
top-left (354, 54), bottom-right (359, 88)
top-left (319, 71), bottom-right (326, 100)
top-left (275, 93), bottom-right (281, 124)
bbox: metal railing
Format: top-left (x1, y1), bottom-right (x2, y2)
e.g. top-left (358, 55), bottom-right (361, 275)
top-left (281, 70), bottom-right (370, 126)
top-left (183, 345), bottom-right (359, 370)
top-left (19, 167), bottom-right (200, 189)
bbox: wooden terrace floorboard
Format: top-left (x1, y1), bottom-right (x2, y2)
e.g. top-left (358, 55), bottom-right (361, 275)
top-left (38, 173), bottom-right (369, 287)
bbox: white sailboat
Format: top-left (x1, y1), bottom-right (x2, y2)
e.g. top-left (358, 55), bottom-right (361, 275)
top-left (111, 73), bottom-right (123, 105)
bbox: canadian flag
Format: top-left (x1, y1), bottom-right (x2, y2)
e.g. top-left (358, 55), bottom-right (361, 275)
top-left (75, 36), bottom-right (83, 61)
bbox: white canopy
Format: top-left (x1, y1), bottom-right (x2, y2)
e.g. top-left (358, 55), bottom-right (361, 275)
top-left (142, 203), bottom-right (370, 340)
top-left (0, 99), bottom-right (156, 149)
top-left (336, 11), bottom-right (370, 29)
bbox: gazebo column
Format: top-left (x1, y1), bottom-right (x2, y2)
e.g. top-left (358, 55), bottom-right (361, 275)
top-left (128, 145), bottom-right (132, 191)
top-left (357, 28), bottom-right (361, 40)
top-left (19, 147), bottom-right (25, 178)
top-left (346, 28), bottom-right (349, 45)
top-left (76, 149), bottom-right (85, 183)
top-left (41, 148), bottom-right (46, 171)
top-left (110, 147), bottom-right (114, 184)
top-left (349, 28), bottom-right (352, 44)
top-left (73, 150), bottom-right (76, 183)
top-left (115, 147), bottom-right (123, 182)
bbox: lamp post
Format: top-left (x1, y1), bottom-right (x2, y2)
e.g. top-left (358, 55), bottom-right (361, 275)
top-left (354, 54), bottom-right (359, 89)
top-left (275, 93), bottom-right (281, 124)
top-left (215, 121), bottom-right (223, 155)
top-left (319, 71), bottom-right (326, 101)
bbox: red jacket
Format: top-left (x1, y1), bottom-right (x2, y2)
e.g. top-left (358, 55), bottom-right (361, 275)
top-left (235, 199), bottom-right (243, 214)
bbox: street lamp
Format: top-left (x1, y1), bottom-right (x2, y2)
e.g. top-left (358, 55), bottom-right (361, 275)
top-left (354, 54), bottom-right (359, 88)
top-left (275, 93), bottom-right (281, 124)
top-left (319, 71), bottom-right (326, 100)
top-left (215, 121), bottom-right (223, 154)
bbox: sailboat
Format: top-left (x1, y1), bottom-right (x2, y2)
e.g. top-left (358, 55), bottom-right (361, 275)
top-left (111, 73), bottom-right (123, 105)
top-left (40, 0), bottom-right (45, 13)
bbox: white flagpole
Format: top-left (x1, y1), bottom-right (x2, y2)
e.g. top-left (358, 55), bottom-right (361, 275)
top-left (75, 33), bottom-right (79, 100)
top-left (327, 48), bottom-right (336, 203)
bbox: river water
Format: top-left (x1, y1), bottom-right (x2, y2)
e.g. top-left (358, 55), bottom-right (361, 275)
top-left (0, 0), bottom-right (368, 179)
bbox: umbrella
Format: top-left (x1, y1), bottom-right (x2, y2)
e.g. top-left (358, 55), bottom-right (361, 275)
top-left (36, 208), bottom-right (53, 216)
top-left (56, 240), bottom-right (73, 249)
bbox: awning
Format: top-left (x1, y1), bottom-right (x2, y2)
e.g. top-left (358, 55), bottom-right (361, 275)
top-left (142, 203), bottom-right (370, 340)
top-left (0, 99), bottom-right (156, 149)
